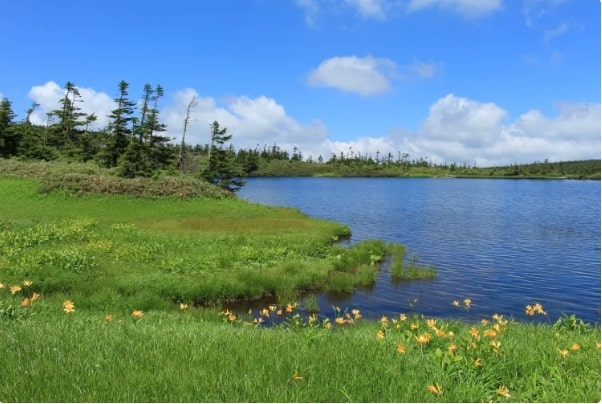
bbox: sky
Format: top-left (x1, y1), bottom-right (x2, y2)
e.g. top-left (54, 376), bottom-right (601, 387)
top-left (0, 0), bottom-right (600, 167)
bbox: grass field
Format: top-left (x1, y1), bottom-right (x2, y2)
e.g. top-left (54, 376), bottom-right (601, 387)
top-left (0, 164), bottom-right (599, 402)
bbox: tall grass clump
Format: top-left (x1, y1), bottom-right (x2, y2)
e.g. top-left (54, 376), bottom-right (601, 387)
top-left (388, 244), bottom-right (437, 280)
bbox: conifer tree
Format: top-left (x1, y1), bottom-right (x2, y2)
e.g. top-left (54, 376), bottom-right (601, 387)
top-left (201, 121), bottom-right (245, 192)
top-left (103, 80), bottom-right (136, 167)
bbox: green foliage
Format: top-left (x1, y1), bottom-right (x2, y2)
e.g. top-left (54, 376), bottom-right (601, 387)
top-left (201, 121), bottom-right (246, 192)
top-left (554, 313), bottom-right (592, 334)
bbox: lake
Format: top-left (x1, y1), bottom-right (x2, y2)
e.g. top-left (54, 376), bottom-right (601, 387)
top-left (237, 177), bottom-right (601, 324)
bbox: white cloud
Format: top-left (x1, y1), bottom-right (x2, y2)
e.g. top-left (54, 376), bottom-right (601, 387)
top-left (544, 22), bottom-right (569, 42)
top-left (406, 0), bottom-right (503, 18)
top-left (307, 55), bottom-right (397, 95)
top-left (406, 59), bottom-right (440, 79)
top-left (386, 94), bottom-right (601, 166)
top-left (162, 89), bottom-right (330, 160)
top-left (344, 0), bottom-right (387, 19)
top-left (28, 81), bottom-right (114, 128)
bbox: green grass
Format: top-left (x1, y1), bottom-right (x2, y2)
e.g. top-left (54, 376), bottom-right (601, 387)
top-left (0, 174), bottom-right (423, 309)
top-left (0, 296), bottom-right (599, 402)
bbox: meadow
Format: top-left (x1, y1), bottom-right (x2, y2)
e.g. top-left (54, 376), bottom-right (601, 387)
top-left (0, 162), bottom-right (600, 402)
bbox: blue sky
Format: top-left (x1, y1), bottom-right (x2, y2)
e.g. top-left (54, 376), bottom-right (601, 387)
top-left (0, 0), bottom-right (599, 166)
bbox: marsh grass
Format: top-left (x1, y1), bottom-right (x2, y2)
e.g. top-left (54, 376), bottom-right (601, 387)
top-left (387, 243), bottom-right (437, 280)
top-left (0, 176), bottom-right (405, 308)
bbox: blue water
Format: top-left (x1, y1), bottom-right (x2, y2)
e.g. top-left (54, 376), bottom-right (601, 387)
top-left (237, 177), bottom-right (601, 324)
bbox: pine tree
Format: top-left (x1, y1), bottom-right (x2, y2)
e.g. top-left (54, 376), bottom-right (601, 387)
top-left (103, 80), bottom-right (136, 167)
top-left (201, 121), bottom-right (245, 192)
top-left (50, 82), bottom-right (87, 148)
top-left (0, 98), bottom-right (18, 157)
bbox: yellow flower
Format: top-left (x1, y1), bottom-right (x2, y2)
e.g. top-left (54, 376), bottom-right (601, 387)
top-left (105, 314), bottom-right (113, 322)
top-left (426, 318), bottom-right (436, 329)
top-left (492, 313), bottom-right (507, 325)
top-left (469, 327), bottom-right (479, 338)
top-left (415, 333), bottom-right (431, 345)
top-left (276, 309), bottom-right (283, 316)
top-left (448, 343), bottom-right (458, 353)
top-left (481, 319), bottom-right (490, 326)
top-left (483, 329), bottom-right (497, 338)
top-left (596, 341), bottom-right (601, 350)
top-left (463, 298), bottom-right (471, 309)
top-left (308, 313), bottom-right (317, 324)
top-left (376, 330), bottom-right (385, 339)
top-left (227, 313), bottom-right (237, 322)
top-left (352, 309), bottom-right (362, 320)
top-left (253, 317), bottom-right (264, 324)
top-left (497, 385), bottom-right (511, 399)
top-left (31, 292), bottom-right (40, 301)
top-left (63, 300), bottom-right (75, 313)
top-left (525, 304), bottom-right (535, 316)
top-left (324, 321), bottom-right (332, 329)
top-left (490, 340), bottom-right (501, 352)
top-left (451, 300), bottom-right (460, 307)
top-left (474, 358), bottom-right (483, 367)
top-left (427, 383), bottom-right (443, 396)
top-left (533, 303), bottom-right (546, 315)
top-left (410, 323), bottom-right (419, 330)
top-left (291, 371), bottom-right (303, 381)
top-left (179, 303), bottom-right (189, 310)
top-left (0, 283), bottom-right (5, 289)
top-left (396, 343), bottom-right (406, 353)
top-left (131, 309), bottom-right (143, 319)
top-left (285, 303), bottom-right (295, 313)
top-left (558, 349), bottom-right (569, 358)
top-left (570, 343), bottom-right (581, 351)
top-left (380, 315), bottom-right (389, 325)
top-left (21, 298), bottom-right (31, 308)
top-left (399, 313), bottom-right (407, 321)
top-left (447, 331), bottom-right (455, 338)
top-left (260, 308), bottom-right (270, 317)
top-left (10, 285), bottom-right (22, 294)
top-left (268, 305), bottom-right (277, 312)
top-left (435, 328), bottom-right (446, 338)
top-left (335, 317), bottom-right (345, 325)
top-left (22, 280), bottom-right (32, 287)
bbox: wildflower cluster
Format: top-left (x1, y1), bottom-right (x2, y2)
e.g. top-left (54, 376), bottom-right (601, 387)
top-left (219, 303), bottom-right (365, 330)
top-left (0, 279), bottom-right (40, 319)
top-left (525, 303), bottom-right (547, 316)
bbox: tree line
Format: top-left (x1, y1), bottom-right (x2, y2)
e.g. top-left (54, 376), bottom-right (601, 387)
top-left (1, 81), bottom-right (599, 186)
top-left (0, 81), bottom-right (245, 191)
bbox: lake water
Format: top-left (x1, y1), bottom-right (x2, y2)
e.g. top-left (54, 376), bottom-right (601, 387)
top-left (237, 177), bottom-right (601, 324)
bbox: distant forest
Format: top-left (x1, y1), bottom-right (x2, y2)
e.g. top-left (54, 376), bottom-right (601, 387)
top-left (1, 81), bottom-right (600, 182)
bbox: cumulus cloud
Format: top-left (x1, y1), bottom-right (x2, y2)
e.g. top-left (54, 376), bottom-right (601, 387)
top-left (385, 94), bottom-right (601, 166)
top-left (162, 89), bottom-right (330, 160)
top-left (406, 0), bottom-right (502, 18)
top-left (307, 55), bottom-right (397, 95)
